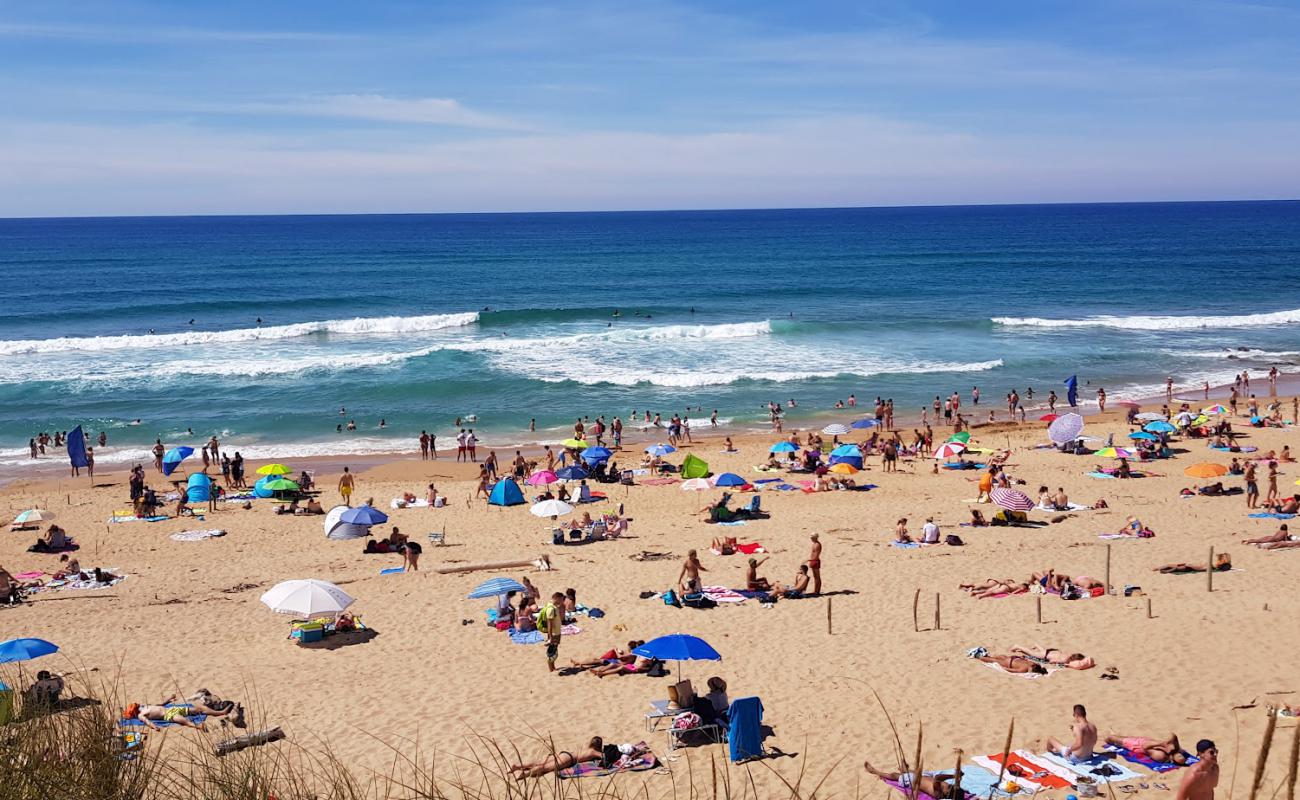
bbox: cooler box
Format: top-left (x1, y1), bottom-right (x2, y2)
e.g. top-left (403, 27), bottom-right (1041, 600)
top-left (292, 621), bottom-right (324, 643)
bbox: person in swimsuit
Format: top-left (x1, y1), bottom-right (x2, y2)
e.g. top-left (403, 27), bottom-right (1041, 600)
top-left (806, 533), bottom-right (822, 594)
top-left (124, 699), bottom-right (232, 730)
top-left (1045, 703), bottom-right (1098, 764)
top-left (960, 578), bottom-right (1029, 599)
top-left (1103, 733), bottom-right (1186, 764)
top-left (975, 653), bottom-right (1048, 674)
top-left (678, 549), bottom-right (707, 594)
top-left (1243, 524), bottom-right (1297, 546)
top-left (509, 736), bottom-right (607, 778)
top-left (1177, 740), bottom-right (1219, 800)
top-left (769, 565), bottom-right (811, 600)
top-left (1155, 554), bottom-right (1232, 573)
top-left (745, 557), bottom-right (772, 592)
top-left (863, 760), bottom-right (961, 799)
top-left (1010, 646), bottom-right (1095, 670)
top-left (569, 640), bottom-right (643, 671)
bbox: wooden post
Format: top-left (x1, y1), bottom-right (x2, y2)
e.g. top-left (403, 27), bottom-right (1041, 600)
top-left (1146, 597), bottom-right (1153, 619)
top-left (910, 726), bottom-right (925, 800)
top-left (1036, 595), bottom-right (1042, 624)
top-left (913, 588), bottom-right (921, 632)
top-left (1104, 544), bottom-right (1112, 596)
top-left (992, 719), bottom-right (1015, 794)
top-left (1208, 546), bottom-right (1215, 593)
top-left (1286, 715), bottom-right (1299, 800)
top-left (826, 597), bottom-right (833, 635)
top-left (933, 592), bottom-right (941, 631)
top-left (1248, 708), bottom-right (1277, 800)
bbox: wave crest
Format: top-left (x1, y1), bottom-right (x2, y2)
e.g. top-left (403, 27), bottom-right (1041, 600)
top-left (992, 308), bottom-right (1300, 331)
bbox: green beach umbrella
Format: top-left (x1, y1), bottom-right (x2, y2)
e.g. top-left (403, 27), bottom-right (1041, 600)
top-left (262, 478), bottom-right (300, 491)
top-left (946, 431), bottom-right (971, 444)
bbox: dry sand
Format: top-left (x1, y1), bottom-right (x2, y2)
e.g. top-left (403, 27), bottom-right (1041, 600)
top-left (2, 407), bottom-right (1298, 797)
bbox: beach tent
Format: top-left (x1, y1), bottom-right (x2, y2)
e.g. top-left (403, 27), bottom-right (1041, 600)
top-left (827, 444), bottom-right (863, 469)
top-left (324, 505), bottom-right (372, 540)
top-left (488, 478), bottom-right (525, 507)
top-left (252, 475), bottom-right (279, 498)
top-left (680, 454), bottom-right (709, 479)
top-left (185, 473), bottom-right (213, 502)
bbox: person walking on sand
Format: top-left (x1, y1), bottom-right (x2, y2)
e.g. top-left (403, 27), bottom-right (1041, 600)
top-left (806, 533), bottom-right (823, 595)
top-left (338, 467), bottom-right (355, 507)
top-left (1044, 704), bottom-right (1098, 764)
top-left (1245, 461), bottom-right (1259, 509)
top-left (1176, 740), bottom-right (1219, 800)
top-left (540, 591), bottom-right (565, 673)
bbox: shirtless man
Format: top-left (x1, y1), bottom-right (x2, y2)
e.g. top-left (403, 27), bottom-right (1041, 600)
top-left (678, 549), bottom-right (707, 594)
top-left (124, 698), bottom-right (232, 731)
top-left (1243, 524), bottom-right (1295, 546)
top-left (863, 760), bottom-right (960, 799)
top-left (337, 466), bottom-right (355, 507)
top-left (1103, 733), bottom-right (1186, 765)
top-left (1045, 704), bottom-right (1098, 763)
top-left (806, 533), bottom-right (822, 594)
top-left (1010, 646), bottom-right (1095, 670)
top-left (1053, 487), bottom-right (1070, 510)
top-left (745, 557), bottom-right (772, 592)
top-left (769, 564), bottom-right (811, 600)
top-left (1176, 740), bottom-right (1218, 800)
top-left (1155, 554), bottom-right (1232, 573)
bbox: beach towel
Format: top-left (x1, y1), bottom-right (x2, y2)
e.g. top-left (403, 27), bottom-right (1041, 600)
top-left (980, 660), bottom-right (1050, 679)
top-left (111, 514), bottom-right (171, 523)
top-left (642, 477), bottom-right (679, 486)
top-left (1212, 445), bottom-right (1257, 452)
top-left (1104, 744), bottom-right (1198, 773)
top-left (29, 570), bottom-right (127, 593)
top-left (944, 463), bottom-right (987, 470)
top-left (752, 478), bottom-right (783, 484)
top-left (379, 566), bottom-right (405, 575)
top-left (221, 493), bottom-right (257, 501)
top-left (509, 625), bottom-right (581, 645)
top-left (727, 696), bottom-right (764, 762)
top-left (390, 498), bottom-right (430, 509)
top-left (15, 571), bottom-right (44, 581)
top-left (1037, 502), bottom-right (1089, 512)
top-left (1249, 512), bottom-right (1296, 519)
top-left (170, 529), bottom-right (226, 542)
top-left (559, 745), bottom-right (658, 778)
top-left (946, 764), bottom-right (1036, 797)
top-left (1036, 751), bottom-right (1142, 783)
top-left (1085, 472), bottom-right (1117, 479)
top-left (716, 520), bottom-right (747, 526)
top-left (701, 585), bottom-right (747, 603)
top-left (734, 542), bottom-right (765, 554)
top-left (119, 705), bottom-right (206, 728)
top-left (768, 483), bottom-right (798, 491)
top-left (972, 753), bottom-right (1070, 789)
top-left (891, 541), bottom-right (921, 549)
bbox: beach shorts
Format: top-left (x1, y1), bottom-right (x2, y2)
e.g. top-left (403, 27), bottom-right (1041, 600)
top-left (1247, 481), bottom-right (1258, 494)
top-left (546, 640), bottom-right (560, 663)
top-left (163, 706), bottom-right (190, 723)
top-left (1059, 747), bottom-right (1087, 764)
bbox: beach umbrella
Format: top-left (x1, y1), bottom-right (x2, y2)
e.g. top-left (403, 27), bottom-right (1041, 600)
top-left (12, 508), bottom-right (55, 525)
top-left (1143, 421), bottom-right (1176, 433)
top-left (769, 441), bottom-right (798, 453)
top-left (580, 446), bottom-right (612, 462)
top-left (947, 431), bottom-right (971, 444)
top-left (821, 423), bottom-right (850, 436)
top-left (1128, 431), bottom-right (1158, 441)
top-left (261, 478), bottom-right (299, 492)
top-left (681, 478), bottom-right (712, 491)
top-left (560, 438), bottom-right (587, 449)
top-left (828, 463), bottom-right (859, 474)
top-left (933, 441), bottom-right (967, 459)
top-left (1135, 412), bottom-right (1164, 422)
top-left (1185, 463), bottom-right (1228, 478)
top-left (256, 463), bottom-right (293, 476)
top-left (645, 443), bottom-right (676, 457)
top-left (530, 499), bottom-right (574, 518)
top-left (1039, 414), bottom-right (1059, 423)
top-left (339, 504), bottom-right (387, 525)
top-left (850, 419), bottom-right (879, 429)
top-left (260, 579), bottom-right (354, 618)
top-left (0, 637), bottom-right (59, 664)
top-left (990, 488), bottom-right (1034, 512)
top-left (161, 446), bottom-right (194, 476)
top-left (467, 577), bottom-right (526, 599)
top-left (1202, 404), bottom-right (1229, 415)
top-left (711, 473), bottom-right (748, 487)
top-left (1190, 415), bottom-right (1209, 426)
top-left (829, 444), bottom-right (862, 457)
top-left (526, 470), bottom-right (558, 486)
top-left (633, 634), bottom-right (721, 663)
top-left (1047, 413), bottom-right (1084, 444)
top-left (1094, 447), bottom-right (1134, 458)
top-left (1115, 401), bottom-right (1141, 409)
top-left (554, 465), bottom-right (588, 480)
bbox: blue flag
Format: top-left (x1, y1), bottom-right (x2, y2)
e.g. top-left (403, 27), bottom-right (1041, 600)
top-left (67, 425), bottom-right (89, 469)
top-left (1064, 375), bottom-right (1078, 408)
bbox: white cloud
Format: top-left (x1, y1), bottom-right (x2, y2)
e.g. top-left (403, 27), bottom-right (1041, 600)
top-left (232, 94), bottom-right (526, 130)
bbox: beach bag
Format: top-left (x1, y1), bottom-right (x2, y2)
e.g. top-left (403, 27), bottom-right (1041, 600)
top-left (646, 659), bottom-right (667, 678)
top-left (672, 712), bottom-right (702, 730)
top-left (552, 530), bottom-right (565, 546)
top-left (945, 534), bottom-right (964, 546)
top-left (682, 592), bottom-right (717, 609)
top-left (662, 589), bottom-right (680, 607)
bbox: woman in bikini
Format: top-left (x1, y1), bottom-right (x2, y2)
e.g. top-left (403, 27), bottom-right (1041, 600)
top-left (1102, 733), bottom-right (1186, 764)
top-left (1155, 553), bottom-right (1232, 573)
top-left (509, 736), bottom-right (607, 778)
top-left (974, 653), bottom-right (1048, 674)
top-left (1010, 646), bottom-right (1096, 670)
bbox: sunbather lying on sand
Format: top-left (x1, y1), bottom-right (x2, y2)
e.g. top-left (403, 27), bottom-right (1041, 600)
top-left (124, 699), bottom-right (231, 730)
top-left (509, 737), bottom-right (607, 778)
top-left (1155, 554), bottom-right (1232, 573)
top-left (711, 536), bottom-right (737, 554)
top-left (1264, 495), bottom-right (1300, 514)
top-left (960, 578), bottom-right (1028, 598)
top-left (863, 760), bottom-right (961, 799)
top-left (590, 653), bottom-right (654, 677)
top-left (973, 653), bottom-right (1048, 674)
top-left (1243, 525), bottom-right (1296, 546)
top-left (1103, 733), bottom-right (1186, 764)
top-left (569, 640), bottom-right (644, 671)
top-left (1010, 646), bottom-right (1096, 670)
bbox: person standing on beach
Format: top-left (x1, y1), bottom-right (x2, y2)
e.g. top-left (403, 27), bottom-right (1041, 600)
top-left (152, 439), bottom-right (165, 472)
top-left (1048, 391), bottom-right (1057, 413)
top-left (612, 416), bottom-right (623, 448)
top-left (540, 591), bottom-right (565, 673)
top-left (1266, 461), bottom-right (1279, 504)
top-left (419, 431), bottom-right (429, 460)
top-left (972, 386), bottom-right (980, 405)
top-left (338, 467), bottom-right (355, 507)
top-left (86, 447), bottom-right (95, 479)
top-left (1096, 388), bottom-right (1106, 413)
top-left (455, 429), bottom-right (467, 462)
top-left (467, 429), bottom-right (478, 461)
top-left (1166, 376), bottom-right (1174, 402)
top-left (1244, 462), bottom-right (1259, 509)
top-left (1176, 740), bottom-right (1219, 800)
top-left (806, 533), bottom-right (822, 595)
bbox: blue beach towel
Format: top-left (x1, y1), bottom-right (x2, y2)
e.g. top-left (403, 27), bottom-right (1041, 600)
top-left (727, 696), bottom-right (764, 762)
top-left (891, 541), bottom-right (921, 549)
top-left (120, 705), bottom-right (206, 728)
top-left (379, 566), bottom-right (405, 575)
top-left (510, 630), bottom-right (546, 645)
top-left (1038, 751), bottom-right (1141, 782)
top-left (1249, 513), bottom-right (1295, 519)
top-left (1086, 472), bottom-right (1118, 479)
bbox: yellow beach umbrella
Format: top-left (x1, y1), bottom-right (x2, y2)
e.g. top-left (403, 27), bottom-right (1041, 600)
top-left (560, 438), bottom-right (587, 449)
top-left (828, 463), bottom-right (859, 474)
top-left (256, 463), bottom-right (293, 476)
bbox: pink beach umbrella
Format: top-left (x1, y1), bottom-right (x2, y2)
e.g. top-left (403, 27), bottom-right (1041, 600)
top-left (526, 470), bottom-right (558, 486)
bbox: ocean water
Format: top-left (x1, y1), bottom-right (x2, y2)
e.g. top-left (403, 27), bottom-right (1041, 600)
top-left (2, 201), bottom-right (1298, 469)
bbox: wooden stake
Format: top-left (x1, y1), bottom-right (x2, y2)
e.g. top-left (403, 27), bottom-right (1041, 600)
top-left (1146, 597), bottom-right (1153, 619)
top-left (1286, 715), bottom-right (1299, 800)
top-left (826, 596), bottom-right (833, 635)
top-left (953, 750), bottom-right (964, 800)
top-left (933, 592), bottom-right (941, 631)
top-left (1208, 546), bottom-right (1215, 593)
top-left (1036, 595), bottom-right (1042, 624)
top-left (992, 718), bottom-right (1015, 798)
top-left (913, 588), bottom-right (921, 632)
top-left (1248, 708), bottom-right (1277, 800)
top-left (1104, 544), bottom-right (1112, 596)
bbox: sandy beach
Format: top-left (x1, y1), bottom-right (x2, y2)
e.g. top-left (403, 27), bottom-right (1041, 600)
top-left (3, 392), bottom-right (1298, 797)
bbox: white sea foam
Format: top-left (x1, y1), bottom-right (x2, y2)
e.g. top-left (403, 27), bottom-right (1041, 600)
top-left (0, 312), bottom-right (481, 356)
top-left (993, 308), bottom-right (1300, 331)
top-left (504, 358), bottom-right (1004, 387)
top-left (1166, 348), bottom-right (1300, 361)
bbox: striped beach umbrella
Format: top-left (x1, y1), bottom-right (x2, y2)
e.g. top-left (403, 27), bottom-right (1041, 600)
top-left (990, 488), bottom-right (1034, 512)
top-left (1202, 404), bottom-right (1229, 415)
top-left (933, 441), bottom-right (967, 459)
top-left (1094, 446), bottom-right (1134, 458)
top-left (467, 577), bottom-right (526, 599)
top-left (1047, 413), bottom-right (1084, 444)
top-left (821, 423), bottom-right (850, 436)
top-left (13, 508), bottom-right (55, 525)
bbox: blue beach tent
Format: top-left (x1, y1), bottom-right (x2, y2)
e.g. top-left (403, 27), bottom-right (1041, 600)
top-left (488, 478), bottom-right (525, 507)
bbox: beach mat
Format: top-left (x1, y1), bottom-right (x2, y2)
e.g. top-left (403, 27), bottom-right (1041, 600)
top-left (979, 660), bottom-right (1050, 679)
top-left (379, 566), bottom-right (405, 575)
top-left (559, 747), bottom-right (658, 778)
top-left (1036, 751), bottom-right (1141, 783)
top-left (701, 585), bottom-right (746, 603)
top-left (111, 515), bottom-right (171, 523)
top-left (170, 529), bottom-right (226, 542)
top-left (972, 753), bottom-right (1071, 789)
top-left (1249, 512), bottom-right (1295, 519)
top-left (1104, 744), bottom-right (1197, 773)
top-left (119, 705), bottom-right (207, 728)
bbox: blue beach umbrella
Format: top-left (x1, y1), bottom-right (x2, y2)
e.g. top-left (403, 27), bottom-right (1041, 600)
top-left (581, 446), bottom-right (612, 461)
top-left (712, 473), bottom-right (747, 487)
top-left (769, 441), bottom-right (798, 453)
top-left (646, 444), bottom-right (677, 457)
top-left (467, 577), bottom-right (527, 599)
top-left (1144, 421), bottom-right (1176, 434)
top-left (633, 634), bottom-right (721, 662)
top-left (1128, 431), bottom-right (1158, 441)
top-left (830, 444), bottom-right (862, 457)
top-left (850, 419), bottom-right (879, 429)
top-left (340, 505), bottom-right (388, 525)
top-left (161, 446), bottom-right (194, 476)
top-left (0, 637), bottom-right (59, 664)
top-left (555, 465), bottom-right (589, 480)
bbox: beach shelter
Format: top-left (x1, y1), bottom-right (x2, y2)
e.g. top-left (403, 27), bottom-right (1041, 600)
top-left (162, 446), bottom-right (193, 477)
top-left (252, 475), bottom-right (280, 498)
top-left (185, 473), bottom-right (213, 502)
top-left (711, 472), bottom-right (748, 488)
top-left (488, 479), bottom-right (525, 507)
top-left (769, 441), bottom-right (798, 453)
top-left (323, 505), bottom-right (372, 540)
top-left (680, 454), bottom-right (709, 479)
top-left (827, 443), bottom-right (863, 469)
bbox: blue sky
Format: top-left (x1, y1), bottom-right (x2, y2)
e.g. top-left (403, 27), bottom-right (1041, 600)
top-left (2, 0), bottom-right (1299, 215)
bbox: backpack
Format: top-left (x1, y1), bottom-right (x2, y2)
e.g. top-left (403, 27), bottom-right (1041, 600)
top-left (662, 589), bottom-right (680, 607)
top-left (945, 534), bottom-right (964, 546)
top-left (646, 659), bottom-right (668, 677)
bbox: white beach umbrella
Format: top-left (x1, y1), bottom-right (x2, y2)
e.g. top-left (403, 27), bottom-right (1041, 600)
top-left (530, 499), bottom-right (574, 518)
top-left (260, 579), bottom-right (354, 618)
top-left (681, 478), bottom-right (712, 491)
top-left (13, 508), bottom-right (55, 524)
top-left (821, 423), bottom-right (850, 435)
top-left (1047, 413), bottom-right (1085, 444)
